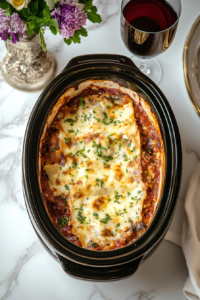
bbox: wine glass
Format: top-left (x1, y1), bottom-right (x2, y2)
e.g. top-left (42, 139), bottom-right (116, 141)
top-left (120, 0), bottom-right (182, 84)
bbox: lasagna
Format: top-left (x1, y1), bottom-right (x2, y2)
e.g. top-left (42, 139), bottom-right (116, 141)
top-left (39, 80), bottom-right (165, 251)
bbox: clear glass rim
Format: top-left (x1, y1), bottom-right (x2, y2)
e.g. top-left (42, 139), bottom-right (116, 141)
top-left (121, 0), bottom-right (182, 34)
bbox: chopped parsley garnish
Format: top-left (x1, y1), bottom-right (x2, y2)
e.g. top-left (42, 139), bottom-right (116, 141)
top-left (137, 190), bottom-right (142, 194)
top-left (76, 203), bottom-right (86, 224)
top-left (85, 169), bottom-right (89, 172)
top-left (64, 137), bottom-right (71, 144)
top-left (126, 169), bottom-right (128, 173)
top-left (103, 155), bottom-right (113, 164)
top-left (74, 148), bottom-right (87, 159)
top-left (72, 161), bottom-right (78, 169)
top-left (94, 116), bottom-right (100, 122)
top-left (93, 213), bottom-right (98, 219)
top-left (127, 192), bottom-right (131, 196)
top-left (64, 116), bottom-right (78, 126)
top-left (90, 242), bottom-right (97, 247)
top-left (52, 148), bottom-right (56, 151)
top-left (116, 223), bottom-right (120, 227)
top-left (65, 184), bottom-right (69, 190)
top-left (79, 97), bottom-right (85, 106)
top-left (100, 213), bottom-right (112, 224)
top-left (101, 179), bottom-right (104, 188)
top-left (123, 154), bottom-right (128, 161)
top-left (58, 217), bottom-right (69, 228)
top-left (133, 155), bottom-right (138, 159)
top-left (114, 191), bottom-right (122, 204)
top-left (68, 130), bottom-right (74, 133)
top-left (96, 178), bottom-right (104, 188)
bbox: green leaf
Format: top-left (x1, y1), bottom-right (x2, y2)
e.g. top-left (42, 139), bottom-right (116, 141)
top-left (4, 10), bottom-right (11, 16)
top-left (26, 22), bottom-right (33, 36)
top-left (79, 27), bottom-right (88, 37)
top-left (22, 7), bottom-right (30, 18)
top-left (39, 29), bottom-right (46, 52)
top-left (43, 6), bottom-right (51, 19)
top-left (29, 2), bottom-right (38, 15)
top-left (0, 0), bottom-right (10, 9)
top-left (90, 6), bottom-right (97, 13)
top-left (50, 25), bottom-right (57, 35)
top-left (87, 7), bottom-right (102, 23)
top-left (30, 20), bottom-right (40, 34)
top-left (80, 0), bottom-right (93, 10)
top-left (35, 0), bottom-right (38, 10)
top-left (64, 27), bottom-right (88, 46)
top-left (64, 37), bottom-right (72, 45)
top-left (80, 1), bottom-right (102, 24)
top-left (49, 18), bottom-right (60, 33)
top-left (72, 31), bottom-right (81, 44)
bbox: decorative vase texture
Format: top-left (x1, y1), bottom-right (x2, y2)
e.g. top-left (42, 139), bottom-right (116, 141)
top-left (0, 31), bottom-right (57, 92)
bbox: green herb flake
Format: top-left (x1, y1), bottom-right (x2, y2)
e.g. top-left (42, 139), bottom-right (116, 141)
top-left (93, 213), bottom-right (98, 219)
top-left (65, 184), bottom-right (69, 190)
top-left (64, 137), bottom-right (71, 144)
top-left (100, 213), bottom-right (112, 224)
top-left (90, 242), bottom-right (98, 247)
top-left (79, 97), bottom-right (85, 106)
top-left (58, 217), bottom-right (69, 229)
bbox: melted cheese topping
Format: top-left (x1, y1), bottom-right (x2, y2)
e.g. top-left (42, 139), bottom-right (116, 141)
top-left (43, 92), bottom-right (146, 248)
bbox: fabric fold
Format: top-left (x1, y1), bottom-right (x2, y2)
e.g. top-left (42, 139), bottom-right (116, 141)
top-left (182, 162), bottom-right (200, 300)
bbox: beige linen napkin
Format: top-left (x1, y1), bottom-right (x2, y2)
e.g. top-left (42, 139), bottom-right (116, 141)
top-left (182, 162), bottom-right (200, 300)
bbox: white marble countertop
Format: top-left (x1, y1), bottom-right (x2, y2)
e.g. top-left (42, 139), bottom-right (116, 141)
top-left (1, 0), bottom-right (200, 299)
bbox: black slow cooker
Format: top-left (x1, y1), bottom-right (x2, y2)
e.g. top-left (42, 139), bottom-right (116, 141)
top-left (22, 54), bottom-right (182, 281)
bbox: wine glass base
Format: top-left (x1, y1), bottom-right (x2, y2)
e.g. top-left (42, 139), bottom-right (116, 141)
top-left (130, 56), bottom-right (162, 85)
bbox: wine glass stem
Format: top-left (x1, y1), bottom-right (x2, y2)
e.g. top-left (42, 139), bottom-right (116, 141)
top-left (138, 59), bottom-right (150, 76)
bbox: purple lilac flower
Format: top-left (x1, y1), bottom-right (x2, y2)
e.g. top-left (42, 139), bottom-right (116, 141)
top-left (0, 8), bottom-right (25, 44)
top-left (51, 3), bottom-right (87, 40)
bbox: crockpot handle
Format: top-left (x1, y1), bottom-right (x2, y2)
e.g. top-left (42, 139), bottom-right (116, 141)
top-left (63, 54), bottom-right (138, 71)
top-left (57, 254), bottom-right (143, 281)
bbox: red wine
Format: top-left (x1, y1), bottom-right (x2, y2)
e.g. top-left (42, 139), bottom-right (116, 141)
top-left (121, 0), bottom-right (179, 58)
top-left (123, 0), bottom-right (178, 32)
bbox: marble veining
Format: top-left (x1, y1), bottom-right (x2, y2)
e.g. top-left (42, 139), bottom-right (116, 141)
top-left (88, 285), bottom-right (155, 300)
top-left (86, 0), bottom-right (120, 30)
top-left (0, 242), bottom-right (42, 300)
top-left (0, 0), bottom-right (199, 299)
top-left (186, 146), bottom-right (200, 161)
